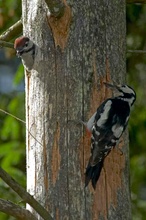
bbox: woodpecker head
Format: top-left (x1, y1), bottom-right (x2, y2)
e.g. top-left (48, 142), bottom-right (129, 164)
top-left (14, 36), bottom-right (35, 71)
top-left (104, 82), bottom-right (136, 106)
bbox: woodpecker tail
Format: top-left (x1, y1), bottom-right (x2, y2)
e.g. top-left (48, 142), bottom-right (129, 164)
top-left (85, 160), bottom-right (104, 190)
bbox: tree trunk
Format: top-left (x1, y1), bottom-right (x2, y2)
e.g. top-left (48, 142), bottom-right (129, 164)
top-left (23, 0), bottom-right (131, 219)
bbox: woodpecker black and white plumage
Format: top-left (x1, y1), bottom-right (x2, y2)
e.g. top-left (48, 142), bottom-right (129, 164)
top-left (85, 82), bottom-right (136, 189)
top-left (14, 36), bottom-right (35, 72)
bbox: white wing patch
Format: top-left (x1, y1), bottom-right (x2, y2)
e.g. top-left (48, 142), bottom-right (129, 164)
top-left (112, 124), bottom-right (123, 138)
top-left (111, 139), bottom-right (116, 143)
top-left (97, 100), bottom-right (112, 127)
top-left (126, 116), bottom-right (129, 123)
top-left (95, 130), bottom-right (100, 136)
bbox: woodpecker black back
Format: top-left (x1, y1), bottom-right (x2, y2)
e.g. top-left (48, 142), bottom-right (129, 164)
top-left (85, 83), bottom-right (136, 189)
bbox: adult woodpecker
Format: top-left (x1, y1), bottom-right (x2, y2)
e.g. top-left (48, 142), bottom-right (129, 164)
top-left (85, 82), bottom-right (136, 189)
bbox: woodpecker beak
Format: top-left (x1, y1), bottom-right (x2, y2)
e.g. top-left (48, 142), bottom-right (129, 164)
top-left (16, 49), bottom-right (24, 57)
top-left (103, 82), bottom-right (120, 91)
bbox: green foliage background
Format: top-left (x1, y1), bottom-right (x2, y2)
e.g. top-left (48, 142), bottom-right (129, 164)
top-left (0, 1), bottom-right (146, 219)
top-left (0, 1), bottom-right (25, 219)
top-left (127, 3), bottom-right (146, 220)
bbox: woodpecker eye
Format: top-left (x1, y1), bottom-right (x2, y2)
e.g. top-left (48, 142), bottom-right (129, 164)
top-left (25, 42), bottom-right (28, 47)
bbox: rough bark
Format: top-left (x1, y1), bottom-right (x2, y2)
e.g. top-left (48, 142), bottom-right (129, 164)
top-left (22, 0), bottom-right (131, 219)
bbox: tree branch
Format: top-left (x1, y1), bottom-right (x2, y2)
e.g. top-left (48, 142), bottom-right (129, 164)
top-left (127, 49), bottom-right (146, 54)
top-left (45, 0), bottom-right (65, 18)
top-left (0, 167), bottom-right (53, 220)
top-left (0, 19), bottom-right (22, 42)
top-left (0, 40), bottom-right (14, 49)
top-left (127, 0), bottom-right (146, 3)
top-left (0, 199), bottom-right (37, 220)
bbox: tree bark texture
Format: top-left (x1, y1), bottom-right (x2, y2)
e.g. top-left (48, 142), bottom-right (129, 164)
top-left (22, 0), bottom-right (131, 219)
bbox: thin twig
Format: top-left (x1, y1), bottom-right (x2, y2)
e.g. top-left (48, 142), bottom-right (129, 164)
top-left (0, 167), bottom-right (53, 220)
top-left (0, 19), bottom-right (22, 42)
top-left (127, 0), bottom-right (146, 3)
top-left (0, 108), bottom-right (43, 146)
top-left (127, 49), bottom-right (146, 54)
top-left (0, 109), bottom-right (25, 124)
top-left (45, 0), bottom-right (65, 18)
top-left (0, 199), bottom-right (37, 220)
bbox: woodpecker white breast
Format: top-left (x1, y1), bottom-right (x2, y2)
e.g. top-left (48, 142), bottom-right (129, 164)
top-left (85, 82), bottom-right (136, 189)
top-left (14, 36), bottom-right (35, 72)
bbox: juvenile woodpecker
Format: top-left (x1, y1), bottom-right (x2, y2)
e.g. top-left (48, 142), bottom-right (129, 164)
top-left (14, 36), bottom-right (35, 72)
top-left (85, 83), bottom-right (136, 189)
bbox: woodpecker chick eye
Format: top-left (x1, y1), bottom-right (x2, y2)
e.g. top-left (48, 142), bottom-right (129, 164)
top-left (25, 42), bottom-right (28, 47)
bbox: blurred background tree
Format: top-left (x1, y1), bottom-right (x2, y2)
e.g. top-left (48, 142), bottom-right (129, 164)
top-left (127, 3), bottom-right (146, 220)
top-left (0, 1), bottom-right (146, 219)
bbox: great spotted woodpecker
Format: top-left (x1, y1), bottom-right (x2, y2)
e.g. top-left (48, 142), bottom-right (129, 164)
top-left (85, 82), bottom-right (136, 189)
top-left (14, 36), bottom-right (35, 72)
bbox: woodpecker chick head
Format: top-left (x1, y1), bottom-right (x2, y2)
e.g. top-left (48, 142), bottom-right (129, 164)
top-left (104, 82), bottom-right (136, 106)
top-left (14, 36), bottom-right (29, 57)
top-left (14, 36), bottom-right (35, 72)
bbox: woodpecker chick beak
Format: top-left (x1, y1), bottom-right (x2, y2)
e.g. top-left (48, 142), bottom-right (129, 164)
top-left (16, 49), bottom-right (24, 57)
